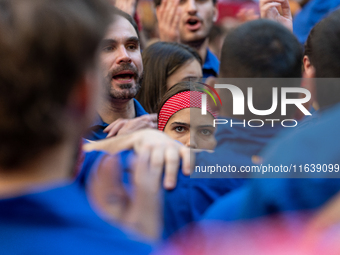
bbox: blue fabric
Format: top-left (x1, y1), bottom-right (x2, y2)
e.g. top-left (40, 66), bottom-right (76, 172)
top-left (0, 151), bottom-right (153, 255)
top-left (163, 120), bottom-right (284, 238)
top-left (80, 149), bottom-right (136, 192)
top-left (293, 0), bottom-right (340, 44)
top-left (84, 98), bottom-right (148, 141)
top-left (202, 49), bottom-right (220, 78)
top-left (203, 103), bottom-right (340, 222)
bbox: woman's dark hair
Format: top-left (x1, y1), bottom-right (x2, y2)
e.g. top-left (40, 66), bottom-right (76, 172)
top-left (135, 42), bottom-right (202, 113)
top-left (157, 81), bottom-right (202, 120)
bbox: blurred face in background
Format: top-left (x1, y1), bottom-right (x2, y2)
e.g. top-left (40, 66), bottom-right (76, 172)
top-left (178, 0), bottom-right (218, 43)
top-left (166, 59), bottom-right (203, 90)
top-left (163, 108), bottom-right (216, 150)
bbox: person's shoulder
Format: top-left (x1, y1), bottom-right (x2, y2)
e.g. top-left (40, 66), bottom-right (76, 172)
top-left (202, 184), bottom-right (253, 221)
top-left (0, 181), bottom-right (153, 255)
top-left (262, 104), bottom-right (340, 165)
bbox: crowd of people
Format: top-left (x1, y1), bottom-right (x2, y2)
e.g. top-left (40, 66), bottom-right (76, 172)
top-left (0, 0), bottom-right (340, 254)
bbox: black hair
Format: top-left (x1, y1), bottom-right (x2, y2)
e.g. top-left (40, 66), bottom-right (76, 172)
top-left (112, 6), bottom-right (139, 38)
top-left (304, 9), bottom-right (340, 108)
top-left (220, 19), bottom-right (302, 78)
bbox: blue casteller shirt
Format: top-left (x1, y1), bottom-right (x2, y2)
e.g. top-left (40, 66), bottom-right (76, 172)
top-left (84, 98), bottom-right (148, 141)
top-left (293, 0), bottom-right (340, 44)
top-left (163, 120), bottom-right (284, 238)
top-left (203, 103), bottom-right (340, 222)
top-left (203, 49), bottom-right (219, 78)
top-left (0, 150), bottom-right (153, 255)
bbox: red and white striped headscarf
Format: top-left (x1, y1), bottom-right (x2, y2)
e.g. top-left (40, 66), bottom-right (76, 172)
top-left (158, 91), bottom-right (217, 131)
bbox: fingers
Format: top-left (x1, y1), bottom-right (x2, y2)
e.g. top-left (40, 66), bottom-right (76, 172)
top-left (157, 0), bottom-right (180, 42)
top-left (130, 148), bottom-right (162, 239)
top-left (260, 2), bottom-right (281, 18)
top-left (150, 146), bottom-right (166, 189)
top-left (103, 118), bottom-right (122, 133)
top-left (259, 0), bottom-right (293, 31)
top-left (106, 120), bottom-right (127, 138)
top-left (134, 146), bottom-right (162, 193)
top-left (280, 0), bottom-right (292, 19)
top-left (156, 0), bottom-right (167, 14)
top-left (134, 147), bottom-right (151, 178)
top-left (163, 145), bottom-right (180, 189)
top-left (237, 8), bottom-right (260, 22)
top-left (260, 0), bottom-right (284, 7)
top-left (147, 113), bottom-right (158, 123)
top-left (181, 146), bottom-right (193, 176)
top-left (87, 155), bottom-right (128, 220)
top-left (117, 119), bottom-right (156, 136)
top-left (166, 0), bottom-right (180, 25)
top-left (172, 5), bottom-right (182, 31)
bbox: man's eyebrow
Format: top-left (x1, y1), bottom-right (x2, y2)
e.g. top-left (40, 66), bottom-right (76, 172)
top-left (126, 36), bottom-right (140, 44)
top-left (101, 39), bottom-right (116, 45)
top-left (170, 122), bottom-right (190, 127)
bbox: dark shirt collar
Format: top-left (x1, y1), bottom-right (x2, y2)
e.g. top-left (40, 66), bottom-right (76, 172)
top-left (85, 98), bottom-right (148, 141)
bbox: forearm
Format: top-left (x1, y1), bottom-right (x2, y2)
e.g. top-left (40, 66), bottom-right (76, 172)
top-left (83, 132), bottom-right (136, 154)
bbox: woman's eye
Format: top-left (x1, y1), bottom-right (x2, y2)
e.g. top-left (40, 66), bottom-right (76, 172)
top-left (175, 126), bottom-right (185, 133)
top-left (200, 129), bottom-right (212, 136)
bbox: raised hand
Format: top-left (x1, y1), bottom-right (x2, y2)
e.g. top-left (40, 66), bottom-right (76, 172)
top-left (88, 152), bottom-right (162, 239)
top-left (156, 0), bottom-right (182, 42)
top-left (111, 0), bottom-right (137, 17)
top-left (237, 8), bottom-right (260, 23)
top-left (260, 0), bottom-right (293, 31)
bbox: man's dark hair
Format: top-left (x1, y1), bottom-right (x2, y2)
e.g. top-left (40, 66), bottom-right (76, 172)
top-left (0, 0), bottom-right (111, 169)
top-left (304, 9), bottom-right (340, 108)
top-left (112, 6), bottom-right (140, 39)
top-left (220, 19), bottom-right (302, 78)
top-left (136, 42), bottom-right (202, 113)
top-left (154, 0), bottom-right (217, 7)
top-left (218, 20), bottom-right (302, 120)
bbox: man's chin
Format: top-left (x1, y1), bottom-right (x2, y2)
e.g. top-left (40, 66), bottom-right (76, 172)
top-left (109, 92), bottom-right (135, 100)
top-left (109, 85), bottom-right (140, 100)
top-left (181, 31), bottom-right (207, 44)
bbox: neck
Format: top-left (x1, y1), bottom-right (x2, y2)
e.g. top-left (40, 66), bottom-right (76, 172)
top-left (0, 140), bottom-right (77, 198)
top-left (98, 97), bottom-right (136, 124)
top-left (184, 38), bottom-right (209, 63)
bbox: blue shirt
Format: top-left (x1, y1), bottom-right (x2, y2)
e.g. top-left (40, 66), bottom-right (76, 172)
top-left (163, 120), bottom-right (284, 238)
top-left (84, 98), bottom-right (148, 141)
top-left (293, 0), bottom-right (340, 44)
top-left (0, 151), bottom-right (153, 255)
top-left (203, 49), bottom-right (220, 78)
top-left (203, 104), bottom-right (340, 222)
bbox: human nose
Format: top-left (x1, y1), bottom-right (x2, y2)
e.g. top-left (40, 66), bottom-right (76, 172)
top-left (184, 0), bottom-right (197, 15)
top-left (115, 45), bottom-right (132, 64)
top-left (186, 133), bottom-right (198, 149)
